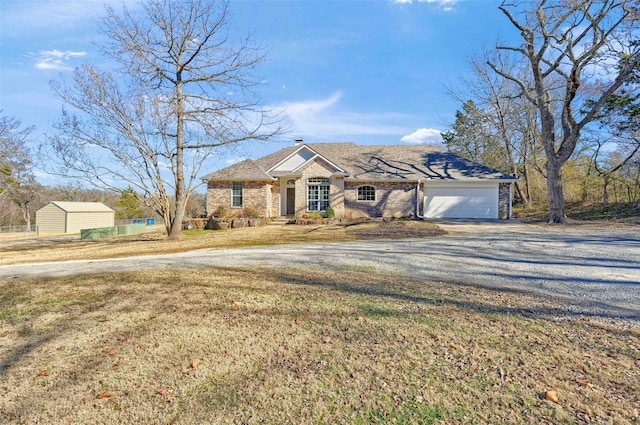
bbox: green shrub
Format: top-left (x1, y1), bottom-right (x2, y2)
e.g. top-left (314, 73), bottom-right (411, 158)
top-left (325, 206), bottom-right (336, 218)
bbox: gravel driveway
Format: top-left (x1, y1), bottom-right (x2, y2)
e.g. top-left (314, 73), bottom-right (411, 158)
top-left (1, 221), bottom-right (639, 320)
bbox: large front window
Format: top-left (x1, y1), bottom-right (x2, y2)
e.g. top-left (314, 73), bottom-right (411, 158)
top-left (307, 177), bottom-right (330, 211)
top-left (232, 182), bottom-right (243, 207)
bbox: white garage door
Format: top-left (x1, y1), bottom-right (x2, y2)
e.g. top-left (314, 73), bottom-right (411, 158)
top-left (424, 184), bottom-right (498, 219)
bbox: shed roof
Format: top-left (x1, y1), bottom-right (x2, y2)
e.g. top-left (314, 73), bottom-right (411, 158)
top-left (49, 201), bottom-right (114, 213)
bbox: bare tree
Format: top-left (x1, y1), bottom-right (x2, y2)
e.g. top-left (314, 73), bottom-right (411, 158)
top-left (445, 53), bottom-right (544, 208)
top-left (489, 0), bottom-right (640, 223)
top-left (0, 113), bottom-right (40, 229)
top-left (0, 113), bottom-right (33, 202)
top-left (44, 0), bottom-right (285, 238)
top-left (9, 178), bottom-right (40, 231)
top-left (585, 54), bottom-right (640, 204)
top-left (584, 134), bottom-right (640, 203)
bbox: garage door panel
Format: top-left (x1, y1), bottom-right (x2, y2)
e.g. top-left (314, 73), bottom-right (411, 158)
top-left (424, 186), bottom-right (498, 219)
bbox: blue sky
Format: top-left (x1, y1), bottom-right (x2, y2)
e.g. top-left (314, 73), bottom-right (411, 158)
top-left (0, 0), bottom-right (513, 184)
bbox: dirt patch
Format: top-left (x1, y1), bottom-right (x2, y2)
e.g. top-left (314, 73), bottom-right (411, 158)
top-left (1, 267), bottom-right (637, 424)
top-left (432, 218), bottom-right (640, 236)
top-left (345, 220), bottom-right (446, 239)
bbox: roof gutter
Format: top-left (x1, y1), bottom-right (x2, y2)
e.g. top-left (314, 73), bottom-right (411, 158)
top-left (344, 177), bottom-right (422, 183)
top-left (203, 176), bottom-right (277, 182)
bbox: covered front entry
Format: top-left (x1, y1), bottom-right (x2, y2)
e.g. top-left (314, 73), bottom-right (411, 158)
top-left (286, 188), bottom-right (295, 215)
top-left (279, 177), bottom-right (298, 216)
top-left (424, 182), bottom-right (499, 219)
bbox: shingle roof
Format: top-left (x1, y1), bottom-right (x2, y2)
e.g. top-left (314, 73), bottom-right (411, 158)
top-left (202, 143), bottom-right (516, 182)
top-left (201, 159), bottom-right (274, 181)
top-left (51, 201), bottom-right (114, 213)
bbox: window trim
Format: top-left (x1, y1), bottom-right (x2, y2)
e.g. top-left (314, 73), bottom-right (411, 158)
top-left (231, 181), bottom-right (243, 208)
top-left (357, 185), bottom-right (376, 201)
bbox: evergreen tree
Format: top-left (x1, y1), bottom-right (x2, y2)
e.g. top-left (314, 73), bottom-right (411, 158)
top-left (115, 187), bottom-right (144, 220)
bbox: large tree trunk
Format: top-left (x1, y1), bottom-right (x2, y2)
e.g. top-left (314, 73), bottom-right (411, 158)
top-left (602, 175), bottom-right (610, 206)
top-left (546, 158), bottom-right (566, 223)
top-left (523, 162), bottom-right (532, 202)
top-left (168, 76), bottom-right (187, 240)
top-left (514, 181), bottom-right (530, 208)
top-left (163, 209), bottom-right (173, 236)
top-left (169, 190), bottom-right (186, 239)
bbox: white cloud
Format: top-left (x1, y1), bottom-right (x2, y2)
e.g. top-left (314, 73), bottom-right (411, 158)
top-left (35, 49), bottom-right (87, 70)
top-left (279, 91), bottom-right (411, 140)
top-left (284, 91), bottom-right (344, 117)
top-left (400, 128), bottom-right (443, 144)
top-left (226, 157), bottom-right (247, 165)
top-left (393, 0), bottom-right (459, 11)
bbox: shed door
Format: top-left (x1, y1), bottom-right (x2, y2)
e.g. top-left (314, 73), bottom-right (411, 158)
top-left (424, 184), bottom-right (498, 219)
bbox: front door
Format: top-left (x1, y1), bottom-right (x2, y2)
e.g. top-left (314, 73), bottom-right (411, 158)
top-left (286, 188), bottom-right (295, 215)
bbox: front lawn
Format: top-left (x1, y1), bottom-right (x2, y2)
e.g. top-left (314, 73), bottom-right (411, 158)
top-left (1, 267), bottom-right (637, 424)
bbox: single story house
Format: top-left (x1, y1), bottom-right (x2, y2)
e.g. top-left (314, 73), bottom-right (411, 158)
top-left (36, 201), bottom-right (115, 234)
top-left (202, 142), bottom-right (518, 220)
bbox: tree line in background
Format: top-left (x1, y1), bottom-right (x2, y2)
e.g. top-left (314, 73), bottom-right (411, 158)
top-left (0, 114), bottom-right (205, 229)
top-left (0, 180), bottom-right (206, 230)
top-left (443, 0), bottom-right (640, 220)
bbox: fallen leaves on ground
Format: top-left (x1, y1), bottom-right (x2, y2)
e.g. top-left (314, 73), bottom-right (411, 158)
top-left (96, 390), bottom-right (112, 399)
top-left (545, 389), bottom-right (559, 404)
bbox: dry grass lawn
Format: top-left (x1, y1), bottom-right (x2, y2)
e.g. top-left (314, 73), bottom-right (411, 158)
top-left (1, 267), bottom-right (638, 424)
top-left (0, 221), bottom-right (445, 266)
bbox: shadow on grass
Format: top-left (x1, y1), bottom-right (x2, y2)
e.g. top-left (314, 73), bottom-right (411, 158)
top-left (269, 267), bottom-right (640, 323)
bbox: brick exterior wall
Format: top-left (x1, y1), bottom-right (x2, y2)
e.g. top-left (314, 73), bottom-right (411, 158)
top-left (344, 181), bottom-right (417, 218)
top-left (207, 181), bottom-right (273, 218)
top-left (330, 176), bottom-right (345, 217)
top-left (270, 180), bottom-right (281, 217)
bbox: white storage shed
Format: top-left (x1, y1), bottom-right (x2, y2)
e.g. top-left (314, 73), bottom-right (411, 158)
top-left (36, 201), bottom-right (115, 234)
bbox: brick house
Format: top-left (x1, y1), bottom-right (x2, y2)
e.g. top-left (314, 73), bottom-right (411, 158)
top-left (202, 142), bottom-right (517, 220)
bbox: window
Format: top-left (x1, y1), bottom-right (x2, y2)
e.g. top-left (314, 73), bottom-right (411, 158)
top-left (358, 185), bottom-right (375, 201)
top-left (232, 182), bottom-right (243, 207)
top-left (307, 177), bottom-right (330, 211)
top-left (308, 177), bottom-right (330, 184)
